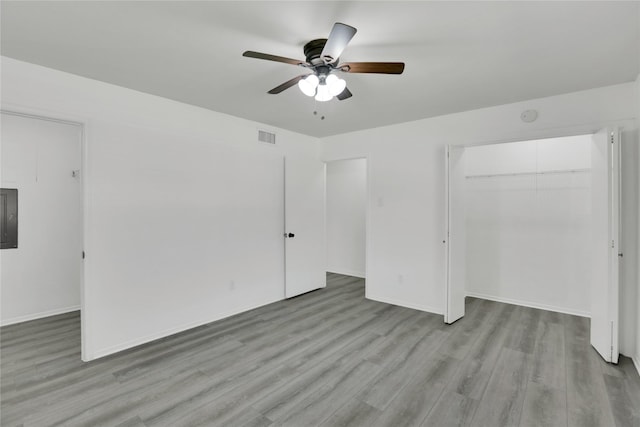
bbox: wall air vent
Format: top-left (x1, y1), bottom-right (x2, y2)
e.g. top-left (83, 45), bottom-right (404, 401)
top-left (258, 130), bottom-right (276, 144)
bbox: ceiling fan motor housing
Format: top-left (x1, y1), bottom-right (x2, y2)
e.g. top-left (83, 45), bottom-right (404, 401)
top-left (304, 39), bottom-right (333, 66)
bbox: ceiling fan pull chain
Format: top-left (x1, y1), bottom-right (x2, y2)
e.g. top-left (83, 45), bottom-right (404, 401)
top-left (312, 103), bottom-right (325, 121)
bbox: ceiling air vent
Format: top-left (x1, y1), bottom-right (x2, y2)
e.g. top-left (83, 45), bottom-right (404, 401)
top-left (258, 130), bottom-right (276, 144)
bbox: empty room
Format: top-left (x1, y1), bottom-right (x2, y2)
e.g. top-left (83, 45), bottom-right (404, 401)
top-left (1, 1), bottom-right (640, 426)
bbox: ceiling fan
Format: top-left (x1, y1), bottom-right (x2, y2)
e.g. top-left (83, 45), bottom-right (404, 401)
top-left (243, 22), bottom-right (405, 102)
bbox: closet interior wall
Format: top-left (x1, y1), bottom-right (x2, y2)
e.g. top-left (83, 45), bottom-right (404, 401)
top-left (465, 135), bottom-right (592, 316)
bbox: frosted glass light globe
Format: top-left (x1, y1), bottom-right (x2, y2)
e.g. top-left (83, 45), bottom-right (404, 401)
top-left (326, 74), bottom-right (347, 96)
top-left (298, 74), bottom-right (319, 97)
top-left (315, 83), bottom-right (332, 102)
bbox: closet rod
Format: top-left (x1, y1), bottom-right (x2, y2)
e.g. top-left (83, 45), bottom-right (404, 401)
top-left (465, 168), bottom-right (590, 179)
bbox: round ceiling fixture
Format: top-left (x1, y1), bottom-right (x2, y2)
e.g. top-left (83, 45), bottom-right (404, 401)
top-left (521, 110), bottom-right (538, 123)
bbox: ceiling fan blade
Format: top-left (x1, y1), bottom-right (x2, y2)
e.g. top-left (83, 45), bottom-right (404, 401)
top-left (267, 75), bottom-right (308, 94)
top-left (336, 87), bottom-right (352, 100)
top-left (320, 23), bottom-right (357, 64)
top-left (338, 62), bottom-right (405, 74)
top-left (243, 51), bottom-right (306, 66)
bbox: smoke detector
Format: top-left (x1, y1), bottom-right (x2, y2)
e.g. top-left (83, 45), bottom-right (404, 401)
top-left (521, 110), bottom-right (538, 123)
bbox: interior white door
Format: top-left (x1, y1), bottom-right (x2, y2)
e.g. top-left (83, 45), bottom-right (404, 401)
top-left (590, 128), bottom-right (620, 363)
top-left (445, 145), bottom-right (466, 324)
top-left (284, 156), bottom-right (326, 298)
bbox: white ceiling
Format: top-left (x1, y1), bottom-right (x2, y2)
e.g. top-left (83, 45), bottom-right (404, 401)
top-left (1, 1), bottom-right (638, 137)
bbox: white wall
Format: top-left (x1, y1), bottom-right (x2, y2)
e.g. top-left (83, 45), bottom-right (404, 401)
top-left (326, 159), bottom-right (367, 278)
top-left (323, 82), bottom-right (639, 355)
top-left (1, 57), bottom-right (322, 360)
top-left (3, 55), bottom-right (638, 363)
top-left (1, 113), bottom-right (82, 325)
top-left (464, 136), bottom-right (592, 316)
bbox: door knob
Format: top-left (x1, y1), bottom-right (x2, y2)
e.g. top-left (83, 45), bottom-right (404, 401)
top-left (288, 233), bottom-right (295, 238)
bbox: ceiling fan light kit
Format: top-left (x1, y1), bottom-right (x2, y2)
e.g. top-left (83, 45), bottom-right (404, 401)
top-left (243, 22), bottom-right (405, 102)
top-left (298, 73), bottom-right (347, 102)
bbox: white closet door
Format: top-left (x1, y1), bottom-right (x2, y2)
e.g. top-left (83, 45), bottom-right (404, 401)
top-left (284, 157), bottom-right (326, 298)
top-left (590, 128), bottom-right (620, 363)
top-left (445, 145), bottom-right (466, 324)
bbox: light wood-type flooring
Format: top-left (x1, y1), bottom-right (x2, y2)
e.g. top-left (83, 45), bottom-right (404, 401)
top-left (2, 273), bottom-right (639, 426)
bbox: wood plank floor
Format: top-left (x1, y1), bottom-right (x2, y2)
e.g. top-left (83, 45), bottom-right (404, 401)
top-left (2, 273), bottom-right (639, 427)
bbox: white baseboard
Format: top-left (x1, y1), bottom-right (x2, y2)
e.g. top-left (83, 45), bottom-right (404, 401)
top-left (366, 292), bottom-right (443, 315)
top-left (633, 356), bottom-right (640, 377)
top-left (1, 305), bottom-right (80, 327)
top-left (327, 269), bottom-right (366, 279)
top-left (84, 297), bottom-right (282, 362)
top-left (465, 292), bottom-right (590, 318)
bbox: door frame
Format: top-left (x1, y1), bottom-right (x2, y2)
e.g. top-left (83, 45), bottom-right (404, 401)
top-left (1, 105), bottom-right (91, 362)
top-left (444, 123), bottom-right (627, 331)
top-left (323, 156), bottom-right (371, 292)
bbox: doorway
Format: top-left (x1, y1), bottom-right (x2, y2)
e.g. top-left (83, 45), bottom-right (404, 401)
top-left (0, 111), bottom-right (84, 329)
top-left (325, 158), bottom-right (368, 280)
